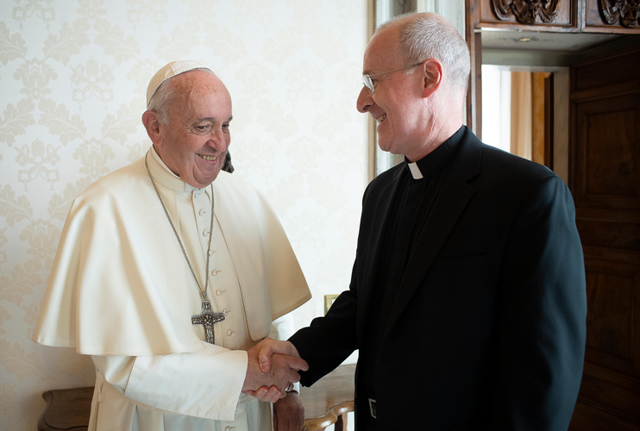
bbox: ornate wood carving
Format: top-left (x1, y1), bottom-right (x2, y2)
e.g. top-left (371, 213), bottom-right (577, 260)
top-left (598, 0), bottom-right (640, 28)
top-left (492, 0), bottom-right (561, 24)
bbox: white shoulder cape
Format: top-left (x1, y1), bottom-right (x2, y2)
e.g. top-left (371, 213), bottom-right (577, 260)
top-left (33, 157), bottom-right (310, 356)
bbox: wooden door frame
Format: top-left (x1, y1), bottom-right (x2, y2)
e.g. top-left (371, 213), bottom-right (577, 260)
top-left (465, 0), bottom-right (482, 138)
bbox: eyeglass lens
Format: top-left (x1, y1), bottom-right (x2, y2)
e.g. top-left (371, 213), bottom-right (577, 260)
top-left (362, 75), bottom-right (373, 93)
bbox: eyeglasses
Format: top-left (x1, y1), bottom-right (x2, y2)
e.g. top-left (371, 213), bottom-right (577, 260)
top-left (362, 62), bottom-right (424, 94)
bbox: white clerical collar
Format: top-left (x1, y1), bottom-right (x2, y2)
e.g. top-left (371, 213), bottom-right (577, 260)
top-left (148, 146), bottom-right (209, 193)
top-left (407, 162), bottom-right (424, 180)
top-left (150, 145), bottom-right (180, 178)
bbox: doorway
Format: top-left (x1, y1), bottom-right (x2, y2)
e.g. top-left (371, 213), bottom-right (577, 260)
top-left (481, 65), bottom-right (568, 180)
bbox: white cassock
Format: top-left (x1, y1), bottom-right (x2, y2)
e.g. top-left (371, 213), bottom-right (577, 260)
top-left (33, 147), bottom-right (311, 430)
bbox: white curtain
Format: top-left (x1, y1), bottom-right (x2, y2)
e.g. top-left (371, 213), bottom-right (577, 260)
top-left (481, 65), bottom-right (512, 153)
top-left (510, 71), bottom-right (533, 160)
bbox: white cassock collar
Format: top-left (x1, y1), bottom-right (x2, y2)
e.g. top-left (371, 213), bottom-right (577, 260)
top-left (149, 145), bottom-right (210, 194)
top-left (407, 162), bottom-right (424, 180)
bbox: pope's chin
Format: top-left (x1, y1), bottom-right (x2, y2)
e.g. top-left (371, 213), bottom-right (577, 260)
top-left (191, 171), bottom-right (222, 188)
top-left (192, 156), bottom-right (223, 187)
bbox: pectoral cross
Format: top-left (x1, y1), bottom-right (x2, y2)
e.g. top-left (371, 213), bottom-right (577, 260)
top-left (192, 300), bottom-right (226, 344)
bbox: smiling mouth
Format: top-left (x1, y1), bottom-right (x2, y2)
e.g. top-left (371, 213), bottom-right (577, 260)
top-left (376, 114), bottom-right (387, 123)
top-left (199, 154), bottom-right (218, 161)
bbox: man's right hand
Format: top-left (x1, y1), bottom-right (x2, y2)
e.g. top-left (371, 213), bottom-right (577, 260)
top-left (242, 338), bottom-right (307, 403)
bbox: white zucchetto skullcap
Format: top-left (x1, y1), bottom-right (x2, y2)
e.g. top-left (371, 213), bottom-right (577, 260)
top-left (146, 60), bottom-right (211, 107)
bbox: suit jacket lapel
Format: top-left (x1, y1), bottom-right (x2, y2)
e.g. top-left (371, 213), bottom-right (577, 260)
top-left (386, 129), bottom-right (483, 331)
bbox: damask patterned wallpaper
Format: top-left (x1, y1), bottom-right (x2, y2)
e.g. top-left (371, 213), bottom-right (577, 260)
top-left (0, 0), bottom-right (369, 428)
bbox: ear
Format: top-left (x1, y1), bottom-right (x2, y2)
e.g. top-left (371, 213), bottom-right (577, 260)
top-left (142, 111), bottom-right (162, 146)
top-left (421, 59), bottom-right (443, 98)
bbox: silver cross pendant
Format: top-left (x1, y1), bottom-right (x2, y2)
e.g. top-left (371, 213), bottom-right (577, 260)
top-left (191, 300), bottom-right (226, 344)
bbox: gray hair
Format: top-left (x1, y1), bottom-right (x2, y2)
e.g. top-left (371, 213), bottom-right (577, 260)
top-left (147, 79), bottom-right (175, 125)
top-left (381, 12), bottom-right (471, 95)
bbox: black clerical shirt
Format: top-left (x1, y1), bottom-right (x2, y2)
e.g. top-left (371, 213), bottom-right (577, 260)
top-left (361, 126), bottom-right (464, 395)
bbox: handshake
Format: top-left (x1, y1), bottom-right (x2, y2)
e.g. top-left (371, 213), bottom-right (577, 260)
top-left (242, 337), bottom-right (308, 403)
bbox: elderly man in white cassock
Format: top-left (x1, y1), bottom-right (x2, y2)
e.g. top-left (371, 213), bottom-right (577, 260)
top-left (33, 61), bottom-right (312, 431)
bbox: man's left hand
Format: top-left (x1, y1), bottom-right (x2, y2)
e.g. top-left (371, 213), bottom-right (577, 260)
top-left (273, 391), bottom-right (304, 431)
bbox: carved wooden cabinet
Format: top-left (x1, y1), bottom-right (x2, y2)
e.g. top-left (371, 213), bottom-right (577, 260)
top-left (477, 0), bottom-right (640, 33)
top-left (480, 0), bottom-right (576, 29)
top-left (586, 0), bottom-right (640, 32)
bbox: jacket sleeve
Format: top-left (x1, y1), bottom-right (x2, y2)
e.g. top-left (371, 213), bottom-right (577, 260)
top-left (491, 175), bottom-right (587, 430)
top-left (289, 263), bottom-right (360, 387)
top-left (289, 183), bottom-right (376, 386)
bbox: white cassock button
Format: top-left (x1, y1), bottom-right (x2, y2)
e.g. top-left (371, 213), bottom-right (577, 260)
top-left (194, 192), bottom-right (201, 199)
top-left (225, 427), bottom-right (235, 431)
top-left (202, 230), bottom-right (209, 236)
top-left (211, 269), bottom-right (219, 276)
top-left (215, 289), bottom-right (223, 296)
top-left (208, 250), bottom-right (214, 256)
top-left (226, 329), bottom-right (233, 336)
top-left (199, 209), bottom-right (206, 216)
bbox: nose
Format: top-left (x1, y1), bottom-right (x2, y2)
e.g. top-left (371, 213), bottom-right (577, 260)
top-left (356, 86), bottom-right (373, 113)
top-left (207, 128), bottom-right (228, 152)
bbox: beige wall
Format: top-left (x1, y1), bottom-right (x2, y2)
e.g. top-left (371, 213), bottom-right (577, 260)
top-left (0, 1), bottom-right (370, 429)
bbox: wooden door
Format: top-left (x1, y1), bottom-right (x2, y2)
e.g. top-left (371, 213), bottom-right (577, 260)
top-left (568, 44), bottom-right (640, 431)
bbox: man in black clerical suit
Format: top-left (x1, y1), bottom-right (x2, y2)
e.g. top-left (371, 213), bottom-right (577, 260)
top-left (253, 12), bottom-right (587, 431)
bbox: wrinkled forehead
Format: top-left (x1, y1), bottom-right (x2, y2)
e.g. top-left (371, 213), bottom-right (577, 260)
top-left (172, 69), bottom-right (225, 92)
top-left (171, 71), bottom-right (232, 116)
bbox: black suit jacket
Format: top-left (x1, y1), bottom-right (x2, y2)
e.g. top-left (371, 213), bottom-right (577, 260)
top-left (290, 127), bottom-right (587, 430)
